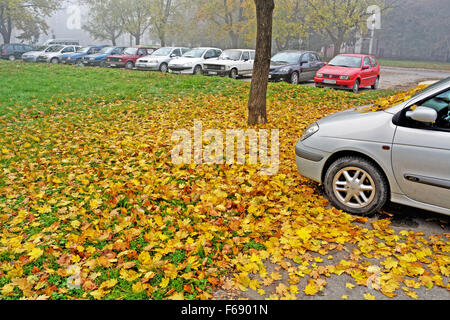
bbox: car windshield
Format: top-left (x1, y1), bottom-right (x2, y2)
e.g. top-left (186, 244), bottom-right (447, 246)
top-left (412, 77), bottom-right (450, 98)
top-left (183, 49), bottom-right (205, 58)
top-left (123, 48), bottom-right (138, 55)
top-left (328, 55), bottom-right (362, 68)
top-left (271, 52), bottom-right (302, 64)
top-left (219, 50), bottom-right (242, 61)
top-left (47, 46), bottom-right (64, 52)
top-left (99, 47), bottom-right (114, 54)
top-left (152, 48), bottom-right (172, 56)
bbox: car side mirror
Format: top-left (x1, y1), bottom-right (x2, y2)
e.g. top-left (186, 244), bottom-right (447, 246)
top-left (406, 106), bottom-right (438, 123)
top-left (323, 62), bottom-right (328, 66)
top-left (300, 60), bottom-right (307, 65)
top-left (363, 65), bottom-right (370, 70)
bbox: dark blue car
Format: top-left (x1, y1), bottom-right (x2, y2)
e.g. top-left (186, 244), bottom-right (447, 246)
top-left (82, 47), bottom-right (126, 67)
top-left (61, 46), bottom-right (106, 65)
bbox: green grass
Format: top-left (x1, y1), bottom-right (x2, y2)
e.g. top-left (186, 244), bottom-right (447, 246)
top-left (378, 59), bottom-right (450, 71)
top-left (0, 60), bottom-right (245, 119)
top-left (0, 59), bottom-right (394, 122)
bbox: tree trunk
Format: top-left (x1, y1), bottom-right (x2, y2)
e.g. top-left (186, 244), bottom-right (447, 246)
top-left (248, 0), bottom-right (275, 125)
top-left (333, 38), bottom-right (343, 56)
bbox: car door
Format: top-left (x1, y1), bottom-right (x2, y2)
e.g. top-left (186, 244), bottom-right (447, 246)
top-left (299, 53), bottom-right (312, 81)
top-left (311, 53), bottom-right (324, 74)
top-left (361, 57), bottom-right (375, 87)
top-left (392, 88), bottom-right (450, 209)
top-left (241, 51), bottom-right (252, 74)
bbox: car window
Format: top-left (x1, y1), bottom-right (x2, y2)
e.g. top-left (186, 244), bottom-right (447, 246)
top-left (137, 48), bottom-right (147, 55)
top-left (250, 51), bottom-right (255, 60)
top-left (242, 51), bottom-right (250, 61)
top-left (173, 49), bottom-right (181, 56)
top-left (204, 50), bottom-right (214, 59)
top-left (314, 53), bottom-right (321, 62)
top-left (62, 47), bottom-right (74, 53)
top-left (403, 89), bottom-right (450, 131)
top-left (182, 48), bottom-right (190, 54)
top-left (363, 57), bottom-right (371, 67)
top-left (308, 53), bottom-right (315, 62)
top-left (214, 50), bottom-right (222, 57)
top-left (369, 57), bottom-right (378, 67)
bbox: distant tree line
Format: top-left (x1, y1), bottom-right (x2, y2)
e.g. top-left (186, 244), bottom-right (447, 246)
top-left (1, 0), bottom-right (448, 62)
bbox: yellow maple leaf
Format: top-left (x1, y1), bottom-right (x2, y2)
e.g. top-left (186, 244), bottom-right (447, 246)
top-left (304, 281), bottom-right (319, 296)
top-left (364, 293), bottom-right (376, 300)
top-left (29, 248), bottom-right (44, 261)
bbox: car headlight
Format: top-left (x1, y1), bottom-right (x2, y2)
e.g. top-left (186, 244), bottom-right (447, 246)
top-left (316, 73), bottom-right (323, 78)
top-left (340, 75), bottom-right (350, 80)
top-left (301, 123), bottom-right (320, 141)
top-left (280, 67), bottom-right (291, 73)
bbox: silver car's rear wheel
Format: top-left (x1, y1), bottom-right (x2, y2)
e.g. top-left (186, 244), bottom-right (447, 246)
top-left (325, 157), bottom-right (388, 216)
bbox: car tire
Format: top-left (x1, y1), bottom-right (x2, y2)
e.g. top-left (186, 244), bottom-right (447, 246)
top-left (51, 58), bottom-right (59, 64)
top-left (125, 61), bottom-right (134, 70)
top-left (324, 156), bottom-right (388, 216)
top-left (159, 63), bottom-right (168, 73)
top-left (230, 68), bottom-right (238, 79)
top-left (193, 65), bottom-right (203, 75)
top-left (352, 79), bottom-right (360, 93)
top-left (372, 77), bottom-right (380, 90)
top-left (290, 72), bottom-right (299, 85)
top-left (8, 55), bottom-right (16, 61)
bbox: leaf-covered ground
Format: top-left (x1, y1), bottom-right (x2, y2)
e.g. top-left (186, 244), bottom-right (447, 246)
top-left (0, 61), bottom-right (448, 300)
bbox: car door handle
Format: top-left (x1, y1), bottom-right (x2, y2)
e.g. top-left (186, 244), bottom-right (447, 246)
top-left (405, 174), bottom-right (450, 190)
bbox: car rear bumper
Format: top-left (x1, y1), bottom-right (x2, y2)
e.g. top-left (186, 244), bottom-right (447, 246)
top-left (295, 141), bottom-right (329, 183)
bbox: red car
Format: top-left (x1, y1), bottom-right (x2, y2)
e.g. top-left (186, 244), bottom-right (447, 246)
top-left (314, 54), bottom-right (380, 93)
top-left (106, 46), bottom-right (158, 69)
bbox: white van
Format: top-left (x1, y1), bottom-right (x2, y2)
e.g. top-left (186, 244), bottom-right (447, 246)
top-left (43, 39), bottom-right (80, 46)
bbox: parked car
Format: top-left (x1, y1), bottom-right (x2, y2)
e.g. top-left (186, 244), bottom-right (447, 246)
top-left (168, 47), bottom-right (222, 75)
top-left (36, 45), bottom-right (82, 64)
top-left (22, 45), bottom-right (59, 62)
top-left (82, 46), bottom-right (127, 67)
top-left (106, 46), bottom-right (159, 69)
top-left (1, 43), bottom-right (36, 61)
top-left (61, 46), bottom-right (106, 65)
top-left (269, 51), bottom-right (324, 84)
top-left (315, 54), bottom-right (380, 93)
top-left (295, 77), bottom-right (450, 216)
top-left (136, 47), bottom-right (190, 72)
top-left (43, 39), bottom-right (80, 46)
top-left (203, 49), bottom-right (256, 79)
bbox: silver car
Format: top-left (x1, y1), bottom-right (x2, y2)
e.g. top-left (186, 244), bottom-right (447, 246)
top-left (296, 77), bottom-right (450, 216)
top-left (135, 47), bottom-right (190, 72)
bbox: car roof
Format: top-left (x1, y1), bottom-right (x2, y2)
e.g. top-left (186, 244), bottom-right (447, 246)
top-left (224, 49), bottom-right (255, 51)
top-left (339, 53), bottom-right (371, 57)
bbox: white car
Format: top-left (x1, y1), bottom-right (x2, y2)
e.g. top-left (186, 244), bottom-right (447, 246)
top-left (203, 49), bottom-right (255, 79)
top-left (136, 47), bottom-right (190, 72)
top-left (22, 45), bottom-right (59, 62)
top-left (168, 47), bottom-right (222, 75)
top-left (36, 45), bottom-right (81, 64)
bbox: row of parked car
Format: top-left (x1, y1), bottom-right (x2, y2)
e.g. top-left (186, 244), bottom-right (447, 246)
top-left (3, 42), bottom-right (381, 93)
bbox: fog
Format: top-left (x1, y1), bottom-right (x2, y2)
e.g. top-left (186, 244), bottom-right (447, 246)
top-left (2, 0), bottom-right (449, 62)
